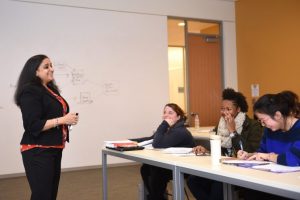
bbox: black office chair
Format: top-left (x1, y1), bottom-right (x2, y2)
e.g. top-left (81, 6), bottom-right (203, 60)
top-left (166, 187), bottom-right (190, 200)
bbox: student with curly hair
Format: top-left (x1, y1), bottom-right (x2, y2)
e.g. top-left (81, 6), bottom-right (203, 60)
top-left (187, 88), bottom-right (263, 200)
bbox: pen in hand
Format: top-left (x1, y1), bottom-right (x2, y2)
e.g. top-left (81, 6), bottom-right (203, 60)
top-left (239, 140), bottom-right (244, 151)
top-left (237, 150), bottom-right (248, 160)
top-left (69, 112), bottom-right (79, 131)
top-left (193, 145), bottom-right (208, 156)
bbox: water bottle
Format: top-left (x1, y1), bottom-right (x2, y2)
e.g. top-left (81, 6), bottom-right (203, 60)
top-left (210, 134), bottom-right (221, 165)
top-left (195, 114), bottom-right (200, 129)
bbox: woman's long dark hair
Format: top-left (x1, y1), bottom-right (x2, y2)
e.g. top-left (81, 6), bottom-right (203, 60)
top-left (254, 90), bottom-right (300, 118)
top-left (14, 54), bottom-right (59, 106)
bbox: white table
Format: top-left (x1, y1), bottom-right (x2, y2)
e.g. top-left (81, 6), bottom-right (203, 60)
top-left (102, 148), bottom-right (300, 200)
top-left (174, 155), bottom-right (300, 200)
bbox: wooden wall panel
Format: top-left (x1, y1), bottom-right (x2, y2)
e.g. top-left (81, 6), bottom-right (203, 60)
top-left (187, 34), bottom-right (222, 126)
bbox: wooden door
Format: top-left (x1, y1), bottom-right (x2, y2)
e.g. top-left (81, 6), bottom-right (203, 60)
top-left (187, 34), bottom-right (222, 126)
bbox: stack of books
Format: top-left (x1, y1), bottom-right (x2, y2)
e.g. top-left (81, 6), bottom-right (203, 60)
top-left (104, 139), bottom-right (153, 151)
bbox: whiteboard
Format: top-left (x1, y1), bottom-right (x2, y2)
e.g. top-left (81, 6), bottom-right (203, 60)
top-left (0, 1), bottom-right (168, 175)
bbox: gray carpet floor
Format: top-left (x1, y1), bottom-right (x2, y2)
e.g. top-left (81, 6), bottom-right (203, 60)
top-left (0, 164), bottom-right (141, 200)
top-left (0, 164), bottom-right (195, 200)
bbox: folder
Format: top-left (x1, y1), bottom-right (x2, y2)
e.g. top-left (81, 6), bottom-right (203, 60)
top-left (104, 140), bottom-right (145, 151)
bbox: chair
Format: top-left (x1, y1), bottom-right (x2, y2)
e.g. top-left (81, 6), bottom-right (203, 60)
top-left (166, 178), bottom-right (190, 200)
top-left (166, 186), bottom-right (190, 200)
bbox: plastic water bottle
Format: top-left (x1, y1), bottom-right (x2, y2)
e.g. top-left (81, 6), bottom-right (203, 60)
top-left (210, 134), bottom-right (221, 165)
top-left (195, 114), bottom-right (200, 129)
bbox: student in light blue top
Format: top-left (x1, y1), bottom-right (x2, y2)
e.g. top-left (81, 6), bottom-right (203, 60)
top-left (237, 90), bottom-right (300, 200)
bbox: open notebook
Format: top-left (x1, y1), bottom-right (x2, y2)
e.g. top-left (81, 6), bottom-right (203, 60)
top-left (222, 159), bottom-right (300, 173)
top-left (252, 163), bottom-right (300, 173)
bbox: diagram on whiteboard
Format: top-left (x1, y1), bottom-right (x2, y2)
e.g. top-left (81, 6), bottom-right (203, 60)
top-left (53, 62), bottom-right (87, 86)
top-left (53, 61), bottom-right (95, 104)
top-left (102, 81), bottom-right (119, 96)
top-left (51, 61), bottom-right (121, 105)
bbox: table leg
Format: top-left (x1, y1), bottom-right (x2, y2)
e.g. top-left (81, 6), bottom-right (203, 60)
top-left (173, 166), bottom-right (184, 200)
top-left (102, 151), bottom-right (107, 200)
top-left (223, 182), bottom-right (233, 200)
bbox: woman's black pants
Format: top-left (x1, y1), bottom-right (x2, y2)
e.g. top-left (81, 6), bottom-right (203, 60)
top-left (22, 148), bottom-right (62, 200)
top-left (140, 164), bottom-right (172, 200)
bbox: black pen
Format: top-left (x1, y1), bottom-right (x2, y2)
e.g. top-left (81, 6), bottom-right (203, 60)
top-left (69, 113), bottom-right (79, 131)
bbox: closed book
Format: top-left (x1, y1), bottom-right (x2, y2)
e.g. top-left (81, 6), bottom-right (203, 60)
top-left (104, 140), bottom-right (138, 148)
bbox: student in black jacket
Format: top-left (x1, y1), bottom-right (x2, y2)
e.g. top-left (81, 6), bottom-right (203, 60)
top-left (14, 54), bottom-right (79, 200)
top-left (137, 103), bottom-right (195, 200)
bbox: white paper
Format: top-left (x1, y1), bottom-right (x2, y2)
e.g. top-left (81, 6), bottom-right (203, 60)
top-left (222, 160), bottom-right (270, 165)
top-left (143, 144), bottom-right (154, 149)
top-left (162, 147), bottom-right (193, 154)
top-left (138, 139), bottom-right (153, 147)
top-left (251, 84), bottom-right (259, 97)
top-left (171, 152), bottom-right (196, 157)
top-left (252, 163), bottom-right (300, 173)
top-left (104, 140), bottom-right (133, 144)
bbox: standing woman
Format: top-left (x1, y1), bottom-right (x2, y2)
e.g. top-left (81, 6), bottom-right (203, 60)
top-left (14, 55), bottom-right (79, 200)
top-left (139, 103), bottom-right (195, 200)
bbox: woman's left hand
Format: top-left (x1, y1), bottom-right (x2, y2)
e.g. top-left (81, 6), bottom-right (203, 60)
top-left (192, 145), bottom-right (208, 155)
top-left (165, 118), bottom-right (175, 126)
top-left (237, 150), bottom-right (248, 160)
top-left (248, 152), bottom-right (278, 162)
top-left (224, 111), bottom-right (236, 132)
top-left (247, 153), bottom-right (268, 161)
top-left (63, 112), bottom-right (79, 125)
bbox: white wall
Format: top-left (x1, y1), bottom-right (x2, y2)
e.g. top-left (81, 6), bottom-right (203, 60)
top-left (27, 0), bottom-right (237, 87)
top-left (0, 0), bottom-right (236, 176)
top-left (23, 0), bottom-right (235, 21)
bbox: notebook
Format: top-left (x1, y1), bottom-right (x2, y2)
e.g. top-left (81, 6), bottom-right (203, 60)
top-left (104, 140), bottom-right (145, 151)
top-left (222, 159), bottom-right (300, 173)
top-left (106, 146), bottom-right (145, 152)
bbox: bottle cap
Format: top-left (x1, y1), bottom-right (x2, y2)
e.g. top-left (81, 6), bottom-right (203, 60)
top-left (210, 134), bottom-right (221, 140)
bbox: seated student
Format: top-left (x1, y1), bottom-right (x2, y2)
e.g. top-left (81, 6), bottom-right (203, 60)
top-left (237, 90), bottom-right (300, 200)
top-left (134, 103), bottom-right (195, 200)
top-left (187, 88), bottom-right (263, 200)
